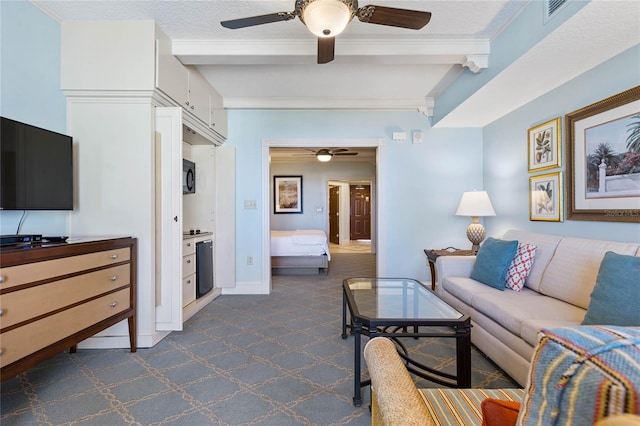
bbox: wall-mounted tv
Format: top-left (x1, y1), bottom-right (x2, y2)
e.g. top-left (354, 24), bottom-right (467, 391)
top-left (1, 117), bottom-right (73, 211)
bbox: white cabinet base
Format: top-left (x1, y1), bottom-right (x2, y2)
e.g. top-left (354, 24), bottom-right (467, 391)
top-left (183, 287), bottom-right (221, 323)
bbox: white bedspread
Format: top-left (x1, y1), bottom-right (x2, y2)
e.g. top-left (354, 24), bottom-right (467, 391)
top-left (271, 229), bottom-right (331, 261)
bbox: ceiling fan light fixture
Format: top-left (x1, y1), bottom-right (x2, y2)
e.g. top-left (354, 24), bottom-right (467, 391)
top-left (316, 152), bottom-right (333, 162)
top-left (303, 0), bottom-right (352, 37)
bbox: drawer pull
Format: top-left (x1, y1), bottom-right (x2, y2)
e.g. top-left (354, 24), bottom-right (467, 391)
top-left (187, 280), bottom-right (191, 284)
top-left (187, 243), bottom-right (191, 247)
top-left (187, 259), bottom-right (191, 264)
top-left (0, 348), bottom-right (3, 356)
top-left (110, 254), bottom-right (118, 260)
top-left (110, 302), bottom-right (118, 308)
top-left (110, 275), bottom-right (118, 282)
top-left (0, 309), bottom-right (4, 316)
top-left (0, 275), bottom-right (5, 283)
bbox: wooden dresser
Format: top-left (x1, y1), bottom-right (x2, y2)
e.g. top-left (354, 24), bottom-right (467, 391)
top-left (0, 237), bottom-right (137, 381)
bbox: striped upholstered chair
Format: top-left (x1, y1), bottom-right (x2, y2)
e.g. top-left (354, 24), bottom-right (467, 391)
top-left (364, 326), bottom-right (640, 426)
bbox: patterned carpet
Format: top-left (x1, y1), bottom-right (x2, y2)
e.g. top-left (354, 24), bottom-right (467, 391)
top-left (1, 253), bottom-right (518, 425)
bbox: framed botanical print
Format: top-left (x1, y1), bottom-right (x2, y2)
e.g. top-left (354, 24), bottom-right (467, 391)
top-left (565, 86), bottom-right (640, 222)
top-left (528, 117), bottom-right (561, 172)
top-left (274, 175), bottom-right (303, 214)
top-left (530, 172), bottom-right (563, 222)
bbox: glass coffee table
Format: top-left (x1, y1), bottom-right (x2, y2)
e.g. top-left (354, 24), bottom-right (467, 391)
top-left (342, 277), bottom-right (471, 406)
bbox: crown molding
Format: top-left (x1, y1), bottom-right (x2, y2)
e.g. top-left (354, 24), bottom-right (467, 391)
top-left (223, 96), bottom-right (434, 112)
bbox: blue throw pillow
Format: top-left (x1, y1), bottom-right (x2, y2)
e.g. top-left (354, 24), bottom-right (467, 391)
top-left (470, 237), bottom-right (519, 290)
top-left (582, 251), bottom-right (640, 326)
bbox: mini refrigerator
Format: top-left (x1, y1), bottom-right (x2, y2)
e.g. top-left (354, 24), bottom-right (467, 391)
top-left (196, 240), bottom-right (214, 297)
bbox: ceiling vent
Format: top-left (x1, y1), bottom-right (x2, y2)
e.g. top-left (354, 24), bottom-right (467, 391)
top-left (546, 0), bottom-right (569, 20)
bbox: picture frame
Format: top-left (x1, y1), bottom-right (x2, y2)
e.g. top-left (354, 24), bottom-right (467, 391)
top-left (530, 172), bottom-right (563, 222)
top-left (274, 175), bottom-right (303, 214)
top-left (565, 86), bottom-right (640, 222)
top-left (528, 117), bottom-right (561, 172)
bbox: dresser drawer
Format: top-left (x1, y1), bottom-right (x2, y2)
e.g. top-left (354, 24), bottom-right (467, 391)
top-left (182, 274), bottom-right (196, 307)
top-left (183, 254), bottom-right (195, 276)
top-left (182, 239), bottom-right (196, 256)
top-left (0, 248), bottom-right (131, 290)
top-left (0, 288), bottom-right (130, 367)
top-left (0, 264), bottom-right (130, 329)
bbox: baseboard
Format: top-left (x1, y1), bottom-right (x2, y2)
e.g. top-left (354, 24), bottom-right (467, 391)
top-left (222, 280), bottom-right (268, 295)
top-left (77, 330), bottom-right (171, 349)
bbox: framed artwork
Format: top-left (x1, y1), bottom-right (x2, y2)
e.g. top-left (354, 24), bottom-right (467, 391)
top-left (274, 175), bottom-right (303, 214)
top-left (530, 172), bottom-right (563, 222)
top-left (565, 86), bottom-right (640, 222)
top-left (528, 117), bottom-right (561, 172)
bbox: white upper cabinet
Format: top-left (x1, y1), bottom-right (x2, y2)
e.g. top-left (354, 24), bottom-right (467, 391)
top-left (62, 21), bottom-right (156, 91)
top-left (62, 20), bottom-right (227, 142)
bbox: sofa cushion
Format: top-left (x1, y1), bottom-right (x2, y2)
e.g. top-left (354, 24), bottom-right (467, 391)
top-left (442, 276), bottom-right (498, 306)
top-left (470, 238), bottom-right (519, 290)
top-left (420, 388), bottom-right (524, 426)
top-left (502, 230), bottom-right (562, 292)
top-left (519, 319), bottom-right (584, 347)
top-left (471, 290), bottom-right (585, 339)
top-left (538, 237), bottom-right (639, 309)
top-left (505, 243), bottom-right (537, 291)
top-left (582, 251), bottom-right (640, 326)
top-left (517, 326), bottom-right (640, 426)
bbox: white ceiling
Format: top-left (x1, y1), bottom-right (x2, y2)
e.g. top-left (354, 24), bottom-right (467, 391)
top-left (35, 0), bottom-right (640, 127)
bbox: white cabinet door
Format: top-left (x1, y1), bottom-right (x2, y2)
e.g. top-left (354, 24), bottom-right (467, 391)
top-left (155, 107), bottom-right (184, 331)
top-left (187, 69), bottom-right (211, 125)
top-left (209, 89), bottom-right (228, 139)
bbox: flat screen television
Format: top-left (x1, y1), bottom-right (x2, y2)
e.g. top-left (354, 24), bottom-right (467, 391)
top-left (0, 117), bottom-right (73, 210)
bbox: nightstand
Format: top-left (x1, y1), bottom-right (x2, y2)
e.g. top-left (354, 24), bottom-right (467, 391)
top-left (424, 248), bottom-right (476, 290)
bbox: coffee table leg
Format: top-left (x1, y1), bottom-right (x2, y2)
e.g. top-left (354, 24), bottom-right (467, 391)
top-left (456, 326), bottom-right (472, 388)
top-left (342, 290), bottom-right (348, 339)
top-left (353, 322), bottom-right (362, 406)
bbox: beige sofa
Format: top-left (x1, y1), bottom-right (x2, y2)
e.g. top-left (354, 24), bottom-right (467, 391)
top-left (435, 229), bottom-right (640, 386)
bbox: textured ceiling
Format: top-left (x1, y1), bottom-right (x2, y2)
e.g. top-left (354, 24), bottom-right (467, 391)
top-left (34, 0), bottom-right (639, 127)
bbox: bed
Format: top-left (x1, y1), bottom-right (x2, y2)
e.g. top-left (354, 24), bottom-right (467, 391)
top-left (270, 229), bottom-right (331, 275)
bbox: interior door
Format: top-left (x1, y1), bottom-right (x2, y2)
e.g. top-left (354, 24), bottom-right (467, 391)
top-left (329, 185), bottom-right (340, 244)
top-left (350, 185), bottom-right (371, 240)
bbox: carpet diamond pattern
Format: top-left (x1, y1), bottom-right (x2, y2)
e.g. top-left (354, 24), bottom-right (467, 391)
top-left (1, 253), bottom-right (518, 425)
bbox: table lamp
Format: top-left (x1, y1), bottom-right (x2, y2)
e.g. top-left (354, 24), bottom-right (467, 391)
top-left (455, 191), bottom-right (496, 252)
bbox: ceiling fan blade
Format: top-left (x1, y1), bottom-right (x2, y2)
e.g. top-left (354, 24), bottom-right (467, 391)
top-left (330, 148), bottom-right (349, 153)
top-left (317, 37), bottom-right (335, 64)
top-left (221, 12), bottom-right (295, 29)
top-left (357, 5), bottom-right (431, 30)
top-left (334, 152), bottom-right (358, 156)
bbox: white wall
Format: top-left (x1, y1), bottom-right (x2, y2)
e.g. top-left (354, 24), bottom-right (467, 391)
top-left (225, 109), bottom-right (484, 285)
top-left (483, 45), bottom-right (640, 242)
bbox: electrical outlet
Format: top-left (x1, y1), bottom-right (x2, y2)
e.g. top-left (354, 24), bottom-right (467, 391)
top-left (244, 200), bottom-right (257, 209)
top-left (247, 256), bottom-right (253, 265)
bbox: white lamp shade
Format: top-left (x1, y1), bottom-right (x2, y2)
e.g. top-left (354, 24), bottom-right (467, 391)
top-left (303, 0), bottom-right (351, 37)
top-left (455, 191), bottom-right (496, 217)
top-left (316, 153), bottom-right (332, 162)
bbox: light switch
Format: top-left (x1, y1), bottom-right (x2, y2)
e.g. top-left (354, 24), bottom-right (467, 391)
top-left (392, 132), bottom-right (406, 142)
top-left (244, 200), bottom-right (257, 209)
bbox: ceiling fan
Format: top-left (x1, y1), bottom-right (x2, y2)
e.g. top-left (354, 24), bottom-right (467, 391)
top-left (220, 0), bottom-right (432, 64)
top-left (295, 148), bottom-right (359, 161)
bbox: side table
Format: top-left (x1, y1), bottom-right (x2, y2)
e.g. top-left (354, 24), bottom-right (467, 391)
top-left (424, 248), bottom-right (476, 290)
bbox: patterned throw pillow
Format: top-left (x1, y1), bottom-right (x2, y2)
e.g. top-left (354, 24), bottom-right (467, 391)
top-left (504, 243), bottom-right (536, 291)
top-left (517, 326), bottom-right (640, 426)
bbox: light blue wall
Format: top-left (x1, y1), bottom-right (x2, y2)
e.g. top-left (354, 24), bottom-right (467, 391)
top-left (226, 110), bottom-right (484, 283)
top-left (0, 0), bottom-right (68, 235)
top-left (271, 161), bottom-right (375, 231)
top-left (483, 45), bottom-right (640, 243)
top-left (433, 0), bottom-right (589, 125)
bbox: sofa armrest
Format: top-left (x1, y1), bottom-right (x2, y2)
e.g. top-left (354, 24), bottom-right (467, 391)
top-left (364, 337), bottom-right (434, 426)
top-left (435, 256), bottom-right (476, 286)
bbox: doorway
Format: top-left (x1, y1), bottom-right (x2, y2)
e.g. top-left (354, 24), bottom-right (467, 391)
top-left (328, 179), bottom-right (373, 254)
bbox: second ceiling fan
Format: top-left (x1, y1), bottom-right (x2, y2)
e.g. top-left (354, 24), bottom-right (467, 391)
top-left (221, 0), bottom-right (432, 64)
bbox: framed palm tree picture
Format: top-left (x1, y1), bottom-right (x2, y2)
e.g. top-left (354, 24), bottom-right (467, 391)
top-left (566, 86), bottom-right (640, 222)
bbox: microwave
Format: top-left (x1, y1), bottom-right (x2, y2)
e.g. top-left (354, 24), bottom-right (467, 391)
top-left (183, 159), bottom-right (196, 194)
